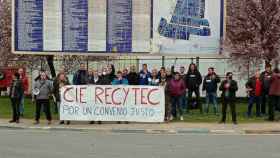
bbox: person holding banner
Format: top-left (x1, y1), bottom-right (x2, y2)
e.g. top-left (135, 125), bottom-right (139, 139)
top-left (219, 72), bottom-right (238, 124)
top-left (167, 72), bottom-right (186, 121)
top-left (32, 71), bottom-right (53, 125)
top-left (160, 71), bottom-right (172, 122)
top-left (53, 72), bottom-right (70, 125)
top-left (18, 68), bottom-right (29, 117)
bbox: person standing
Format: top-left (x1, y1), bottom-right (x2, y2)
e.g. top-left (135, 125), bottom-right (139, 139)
top-left (9, 72), bottom-right (24, 123)
top-left (53, 72), bottom-right (70, 125)
top-left (33, 71), bottom-right (53, 125)
top-left (185, 63), bottom-right (202, 113)
top-left (18, 68), bottom-right (29, 117)
top-left (139, 64), bottom-right (151, 85)
top-left (260, 64), bottom-right (273, 115)
top-left (159, 71), bottom-right (172, 122)
top-left (127, 65), bottom-right (138, 85)
top-left (167, 72), bottom-right (186, 121)
top-left (267, 68), bottom-right (280, 121)
top-left (202, 67), bottom-right (220, 114)
top-left (148, 69), bottom-right (160, 86)
top-left (246, 69), bottom-right (262, 117)
top-left (73, 63), bottom-right (88, 85)
top-left (112, 71), bottom-right (129, 85)
top-left (219, 72), bottom-right (238, 124)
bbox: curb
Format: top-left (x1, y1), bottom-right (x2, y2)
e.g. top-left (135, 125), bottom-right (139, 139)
top-left (1, 124), bottom-right (280, 135)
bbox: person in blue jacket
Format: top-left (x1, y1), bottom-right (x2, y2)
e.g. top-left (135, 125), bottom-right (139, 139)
top-left (112, 71), bottom-right (129, 85)
top-left (138, 64), bottom-right (151, 85)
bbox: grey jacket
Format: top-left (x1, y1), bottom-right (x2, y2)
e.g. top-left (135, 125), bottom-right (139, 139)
top-left (34, 79), bottom-right (53, 100)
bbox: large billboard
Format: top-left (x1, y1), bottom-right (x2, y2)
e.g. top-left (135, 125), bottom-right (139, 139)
top-left (152, 0), bottom-right (224, 55)
top-left (12, 0), bottom-right (224, 56)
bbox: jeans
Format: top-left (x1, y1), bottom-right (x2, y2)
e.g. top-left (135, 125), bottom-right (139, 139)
top-left (35, 100), bottom-right (52, 121)
top-left (261, 93), bottom-right (269, 114)
top-left (182, 93), bottom-right (188, 111)
top-left (247, 95), bottom-right (261, 117)
top-left (19, 95), bottom-right (24, 115)
top-left (171, 95), bottom-right (184, 118)
top-left (268, 95), bottom-right (280, 121)
top-left (205, 92), bottom-right (218, 114)
top-left (188, 88), bottom-right (202, 112)
top-left (10, 98), bottom-right (20, 121)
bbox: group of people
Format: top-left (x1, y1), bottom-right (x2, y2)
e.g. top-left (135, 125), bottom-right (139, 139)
top-left (7, 63), bottom-right (280, 125)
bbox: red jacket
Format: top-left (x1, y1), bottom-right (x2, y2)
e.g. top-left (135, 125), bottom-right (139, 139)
top-left (20, 75), bottom-right (29, 94)
top-left (168, 79), bottom-right (186, 97)
top-left (269, 73), bottom-right (280, 96)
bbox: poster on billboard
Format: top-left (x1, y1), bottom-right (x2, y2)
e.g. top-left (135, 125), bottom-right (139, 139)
top-left (12, 0), bottom-right (151, 54)
top-left (152, 0), bottom-right (224, 55)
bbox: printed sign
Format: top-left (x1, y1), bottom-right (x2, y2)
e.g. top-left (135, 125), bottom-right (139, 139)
top-left (60, 85), bottom-right (165, 122)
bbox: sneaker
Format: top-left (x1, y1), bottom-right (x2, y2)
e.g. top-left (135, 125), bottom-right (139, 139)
top-left (66, 121), bottom-right (71, 125)
top-left (59, 121), bottom-right (65, 125)
top-left (34, 121), bottom-right (39, 125)
top-left (180, 116), bottom-right (184, 121)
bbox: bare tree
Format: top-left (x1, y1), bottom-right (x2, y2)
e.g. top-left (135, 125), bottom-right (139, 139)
top-left (225, 0), bottom-right (280, 73)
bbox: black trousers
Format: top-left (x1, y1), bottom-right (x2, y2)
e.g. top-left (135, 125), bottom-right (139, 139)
top-left (36, 99), bottom-right (52, 121)
top-left (221, 98), bottom-right (237, 122)
top-left (10, 98), bottom-right (20, 121)
top-left (188, 88), bottom-right (202, 112)
top-left (268, 95), bottom-right (280, 121)
top-left (261, 92), bottom-right (269, 114)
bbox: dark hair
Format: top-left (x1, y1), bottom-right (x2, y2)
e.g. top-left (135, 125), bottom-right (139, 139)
top-left (117, 71), bottom-right (122, 74)
top-left (226, 72), bottom-right (233, 76)
top-left (174, 72), bottom-right (180, 75)
top-left (14, 72), bottom-right (20, 79)
top-left (187, 63), bottom-right (198, 74)
top-left (208, 67), bottom-right (214, 71)
top-left (265, 64), bottom-right (272, 68)
top-left (143, 64), bottom-right (147, 67)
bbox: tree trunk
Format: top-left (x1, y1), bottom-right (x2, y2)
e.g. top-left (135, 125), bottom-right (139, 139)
top-left (46, 56), bottom-right (56, 78)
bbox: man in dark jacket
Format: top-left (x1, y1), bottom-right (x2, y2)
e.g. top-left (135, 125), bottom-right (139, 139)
top-left (185, 63), bottom-right (202, 113)
top-left (9, 72), bottom-right (24, 123)
top-left (202, 67), bottom-right (220, 114)
top-left (219, 72), bottom-right (238, 124)
top-left (260, 64), bottom-right (273, 115)
top-left (268, 68), bottom-right (280, 121)
top-left (246, 69), bottom-right (262, 117)
top-left (127, 65), bottom-right (138, 85)
top-left (73, 63), bottom-right (88, 85)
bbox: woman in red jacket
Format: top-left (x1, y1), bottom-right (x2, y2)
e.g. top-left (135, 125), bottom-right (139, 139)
top-left (268, 68), bottom-right (280, 121)
top-left (167, 72), bottom-right (186, 121)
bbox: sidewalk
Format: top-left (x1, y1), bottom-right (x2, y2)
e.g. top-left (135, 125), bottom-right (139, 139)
top-left (1, 119), bottom-right (280, 134)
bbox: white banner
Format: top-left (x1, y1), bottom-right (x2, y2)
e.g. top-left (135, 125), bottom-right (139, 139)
top-left (60, 85), bottom-right (165, 122)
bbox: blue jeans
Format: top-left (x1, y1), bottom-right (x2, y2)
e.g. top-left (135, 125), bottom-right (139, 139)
top-left (19, 95), bottom-right (24, 115)
top-left (182, 94), bottom-right (188, 111)
top-left (205, 92), bottom-right (218, 113)
top-left (171, 95), bottom-right (184, 117)
top-left (247, 96), bottom-right (261, 117)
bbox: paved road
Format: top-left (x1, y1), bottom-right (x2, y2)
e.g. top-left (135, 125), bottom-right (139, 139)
top-left (0, 129), bottom-right (279, 158)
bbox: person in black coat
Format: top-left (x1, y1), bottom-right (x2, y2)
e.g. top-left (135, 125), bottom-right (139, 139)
top-left (202, 67), bottom-right (220, 114)
top-left (9, 72), bottom-right (24, 123)
top-left (127, 65), bottom-right (138, 85)
top-left (219, 72), bottom-right (238, 124)
top-left (260, 64), bottom-right (273, 115)
top-left (185, 63), bottom-right (202, 113)
top-left (73, 63), bottom-right (88, 85)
